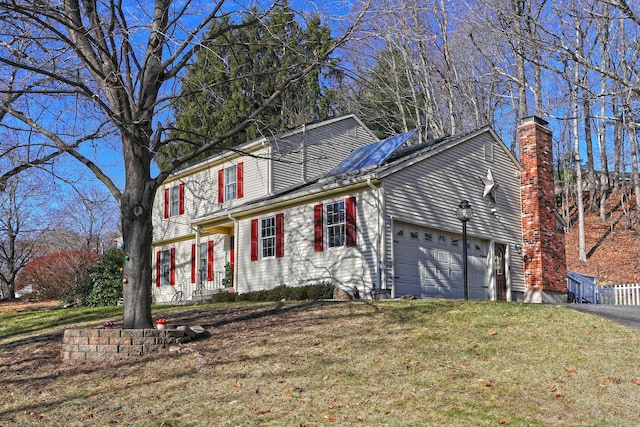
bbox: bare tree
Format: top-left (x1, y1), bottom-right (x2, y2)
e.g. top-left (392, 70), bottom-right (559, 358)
top-left (53, 186), bottom-right (120, 253)
top-left (0, 0), bottom-right (370, 327)
top-left (0, 174), bottom-right (50, 299)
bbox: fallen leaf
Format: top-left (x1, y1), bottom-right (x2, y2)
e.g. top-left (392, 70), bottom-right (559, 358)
top-left (631, 378), bottom-right (640, 385)
top-left (488, 330), bottom-right (498, 336)
top-left (500, 420), bottom-right (509, 425)
top-left (599, 377), bottom-right (623, 385)
top-left (284, 391), bottom-right (293, 398)
top-left (324, 415), bottom-right (336, 423)
top-left (564, 368), bottom-right (577, 374)
top-left (234, 379), bottom-right (241, 388)
top-left (480, 379), bottom-right (495, 387)
top-left (555, 393), bottom-right (564, 398)
top-left (256, 409), bottom-right (270, 415)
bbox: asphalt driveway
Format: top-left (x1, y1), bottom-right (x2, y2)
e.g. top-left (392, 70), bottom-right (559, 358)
top-left (563, 303), bottom-right (640, 330)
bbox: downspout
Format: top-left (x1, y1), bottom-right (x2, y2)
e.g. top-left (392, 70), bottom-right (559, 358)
top-left (194, 227), bottom-right (202, 287)
top-left (367, 179), bottom-right (381, 295)
top-left (390, 216), bottom-right (396, 299)
top-left (228, 214), bottom-right (238, 292)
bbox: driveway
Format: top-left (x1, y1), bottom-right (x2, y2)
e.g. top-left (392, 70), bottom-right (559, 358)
top-left (562, 304), bottom-right (640, 330)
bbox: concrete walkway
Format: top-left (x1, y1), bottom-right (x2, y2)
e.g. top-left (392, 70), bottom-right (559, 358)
top-left (563, 303), bottom-right (640, 330)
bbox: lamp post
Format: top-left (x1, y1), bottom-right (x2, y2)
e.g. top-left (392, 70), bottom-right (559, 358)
top-left (456, 200), bottom-right (473, 300)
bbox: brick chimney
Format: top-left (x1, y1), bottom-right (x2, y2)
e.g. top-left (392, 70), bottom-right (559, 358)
top-left (519, 116), bottom-right (567, 303)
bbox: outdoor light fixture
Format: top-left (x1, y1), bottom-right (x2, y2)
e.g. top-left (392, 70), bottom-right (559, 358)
top-left (456, 200), bottom-right (473, 300)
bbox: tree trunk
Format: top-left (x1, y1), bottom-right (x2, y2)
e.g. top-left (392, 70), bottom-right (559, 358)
top-left (627, 101), bottom-right (640, 225)
top-left (574, 24), bottom-right (587, 263)
top-left (612, 94), bottom-right (622, 193)
top-left (121, 132), bottom-right (156, 329)
top-left (584, 99), bottom-right (597, 210)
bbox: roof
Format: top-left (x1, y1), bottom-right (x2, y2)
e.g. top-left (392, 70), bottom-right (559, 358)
top-left (325, 130), bottom-right (417, 177)
top-left (165, 114), bottom-right (377, 182)
top-left (191, 124), bottom-right (516, 225)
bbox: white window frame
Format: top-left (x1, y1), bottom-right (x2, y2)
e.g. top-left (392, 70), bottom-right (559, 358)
top-left (169, 185), bottom-right (180, 217)
top-left (224, 165), bottom-right (237, 202)
top-left (260, 216), bottom-right (276, 259)
top-left (160, 250), bottom-right (171, 286)
top-left (326, 201), bottom-right (345, 248)
top-left (199, 242), bottom-right (208, 284)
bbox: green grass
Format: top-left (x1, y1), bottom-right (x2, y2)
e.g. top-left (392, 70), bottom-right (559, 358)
top-left (1, 300), bottom-right (640, 426)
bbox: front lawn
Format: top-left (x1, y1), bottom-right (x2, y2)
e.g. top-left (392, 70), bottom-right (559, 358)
top-left (1, 300), bottom-right (639, 426)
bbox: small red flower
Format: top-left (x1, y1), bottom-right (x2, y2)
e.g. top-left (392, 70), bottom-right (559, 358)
top-left (154, 318), bottom-right (168, 325)
top-left (103, 321), bottom-right (114, 328)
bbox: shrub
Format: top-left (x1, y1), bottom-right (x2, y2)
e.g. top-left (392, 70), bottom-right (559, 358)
top-left (210, 289), bottom-right (238, 303)
top-left (18, 249), bottom-right (99, 300)
top-left (210, 283), bottom-right (335, 303)
top-left (85, 248), bottom-right (124, 307)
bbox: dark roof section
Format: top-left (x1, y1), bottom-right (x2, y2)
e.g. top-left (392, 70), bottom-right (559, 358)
top-left (325, 129), bottom-right (418, 178)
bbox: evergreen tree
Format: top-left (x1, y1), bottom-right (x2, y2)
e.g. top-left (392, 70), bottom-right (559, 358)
top-left (159, 3), bottom-right (335, 170)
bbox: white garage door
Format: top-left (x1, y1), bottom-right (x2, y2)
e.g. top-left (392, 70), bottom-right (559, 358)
top-left (394, 223), bottom-right (489, 299)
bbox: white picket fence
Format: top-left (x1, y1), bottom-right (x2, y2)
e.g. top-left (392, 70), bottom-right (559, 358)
top-left (599, 283), bottom-right (640, 305)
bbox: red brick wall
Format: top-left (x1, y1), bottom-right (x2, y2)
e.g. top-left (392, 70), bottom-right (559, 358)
top-left (519, 117), bottom-right (567, 295)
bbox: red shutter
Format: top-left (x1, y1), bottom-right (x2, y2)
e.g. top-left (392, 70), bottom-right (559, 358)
top-left (251, 219), bottom-right (259, 261)
top-left (207, 240), bottom-right (214, 281)
top-left (276, 213), bottom-right (284, 258)
top-left (170, 248), bottom-right (176, 285)
top-left (164, 188), bottom-right (169, 219)
top-left (191, 244), bottom-right (196, 284)
top-left (179, 183), bottom-right (185, 215)
top-left (218, 169), bottom-right (224, 203)
top-left (237, 162), bottom-right (244, 199)
top-left (314, 204), bottom-right (324, 252)
top-left (156, 251), bottom-right (161, 287)
top-left (346, 196), bottom-right (357, 247)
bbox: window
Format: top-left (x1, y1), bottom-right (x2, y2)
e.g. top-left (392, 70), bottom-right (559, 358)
top-left (218, 162), bottom-right (244, 203)
top-left (485, 140), bottom-right (494, 162)
top-left (326, 201), bottom-right (345, 248)
top-left (170, 186), bottom-right (180, 216)
top-left (251, 213), bottom-right (284, 260)
top-left (495, 246), bottom-right (504, 275)
top-left (155, 249), bottom-right (175, 287)
top-left (314, 197), bottom-right (356, 251)
top-left (199, 242), bottom-right (208, 283)
top-left (260, 217), bottom-right (276, 258)
top-left (225, 165), bottom-right (237, 201)
top-left (163, 183), bottom-right (184, 218)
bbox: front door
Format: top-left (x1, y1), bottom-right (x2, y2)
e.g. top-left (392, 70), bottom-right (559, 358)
top-left (495, 244), bottom-right (507, 301)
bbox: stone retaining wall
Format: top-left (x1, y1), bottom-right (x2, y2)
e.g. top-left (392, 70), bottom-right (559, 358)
top-left (62, 328), bottom-right (192, 360)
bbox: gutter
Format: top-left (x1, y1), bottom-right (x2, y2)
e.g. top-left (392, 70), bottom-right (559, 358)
top-left (192, 175), bottom-right (381, 228)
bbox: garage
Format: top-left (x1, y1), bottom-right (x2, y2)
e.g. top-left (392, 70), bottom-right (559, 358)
top-left (393, 222), bottom-right (490, 299)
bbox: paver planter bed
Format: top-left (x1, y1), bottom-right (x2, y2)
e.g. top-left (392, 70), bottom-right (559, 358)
top-left (61, 326), bottom-right (205, 360)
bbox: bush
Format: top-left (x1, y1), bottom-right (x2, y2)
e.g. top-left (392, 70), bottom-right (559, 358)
top-left (85, 248), bottom-right (124, 307)
top-left (18, 249), bottom-right (100, 301)
top-left (62, 248), bottom-right (124, 307)
top-left (210, 283), bottom-right (335, 303)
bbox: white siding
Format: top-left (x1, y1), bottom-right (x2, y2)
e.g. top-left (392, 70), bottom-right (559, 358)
top-left (272, 118), bottom-right (377, 192)
top-left (382, 131), bottom-right (524, 294)
top-left (235, 189), bottom-right (381, 296)
top-left (152, 146), bottom-right (270, 243)
top-left (152, 233), bottom-right (230, 304)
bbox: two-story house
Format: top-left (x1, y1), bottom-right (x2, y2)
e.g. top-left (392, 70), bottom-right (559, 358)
top-left (151, 115), bottom-right (567, 304)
